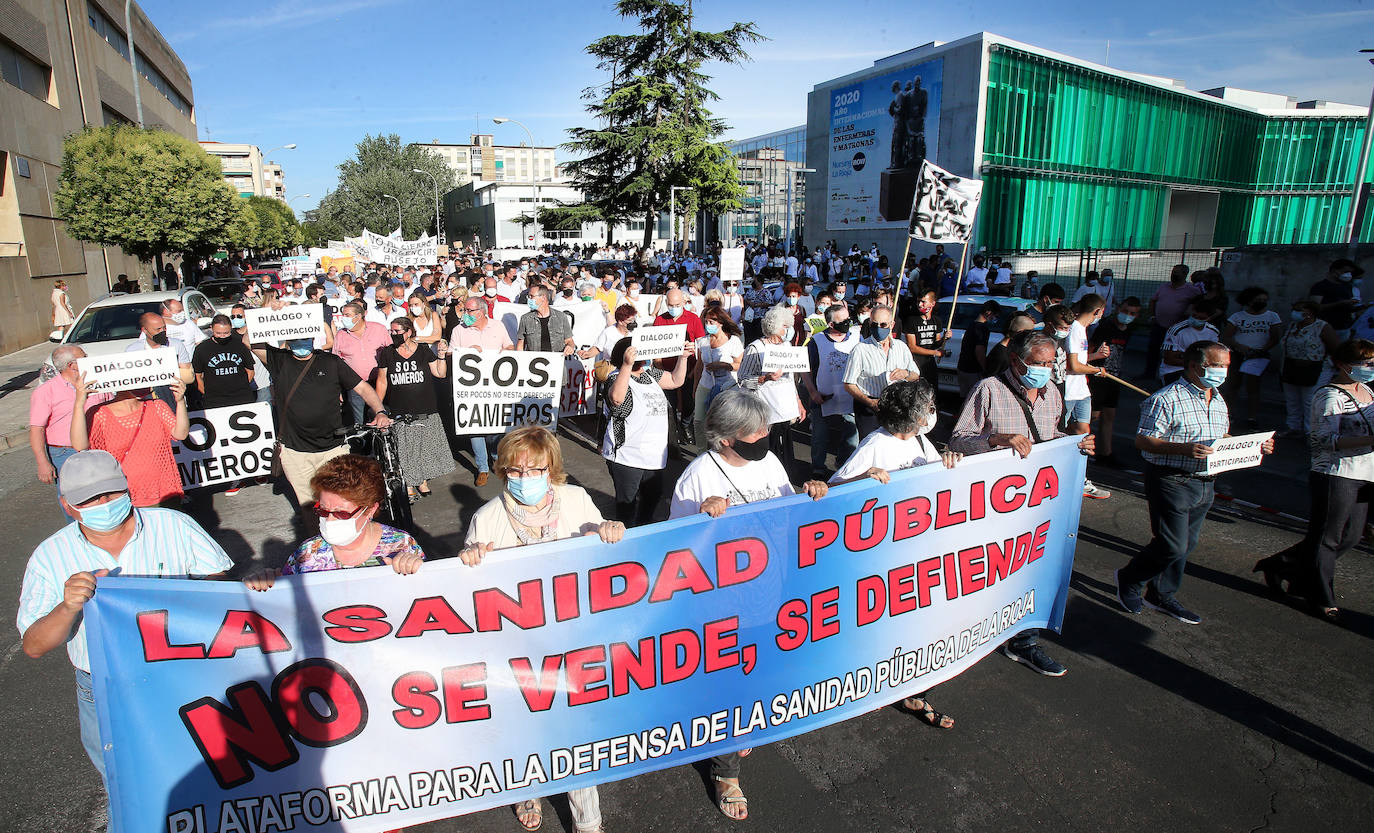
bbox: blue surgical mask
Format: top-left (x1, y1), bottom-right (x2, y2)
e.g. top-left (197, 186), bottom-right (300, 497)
top-left (1019, 365), bottom-right (1052, 390)
top-left (528, 299), bottom-right (539, 311)
top-left (1189, 318), bottom-right (1208, 329)
top-left (507, 474), bottom-right (549, 506)
top-left (704, 323), bottom-right (720, 336)
top-left (786, 296), bottom-right (799, 307)
top-left (231, 317), bottom-right (246, 328)
top-left (76, 493), bottom-right (132, 531)
top-left (1290, 310), bottom-right (1306, 322)
top-left (1349, 365), bottom-right (1374, 384)
top-left (667, 306), bottom-right (683, 319)
top-left (289, 339), bottom-right (313, 357)
top-left (1117, 313), bottom-right (1136, 326)
top-left (874, 326), bottom-right (892, 342)
top-left (1199, 367), bottom-right (1227, 388)
top-left (461, 313), bottom-right (477, 327)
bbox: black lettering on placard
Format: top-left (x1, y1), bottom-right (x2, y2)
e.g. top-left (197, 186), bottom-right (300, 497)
top-left (492, 356), bottom-right (518, 386)
top-left (529, 357), bottom-right (551, 388)
top-left (181, 416), bottom-right (216, 452)
top-left (455, 354), bottom-right (482, 385)
top-left (227, 410), bottom-right (262, 443)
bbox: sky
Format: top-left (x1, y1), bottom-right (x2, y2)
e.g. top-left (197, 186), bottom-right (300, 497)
top-left (140, 0), bottom-right (1373, 216)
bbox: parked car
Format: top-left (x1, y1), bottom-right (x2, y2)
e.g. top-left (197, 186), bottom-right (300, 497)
top-left (242, 268), bottom-right (280, 290)
top-left (44, 288), bottom-right (217, 376)
top-left (931, 294), bottom-right (1037, 386)
top-left (196, 278), bottom-right (246, 314)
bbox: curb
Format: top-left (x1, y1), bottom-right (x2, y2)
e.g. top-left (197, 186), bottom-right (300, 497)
top-left (0, 429), bottom-right (28, 453)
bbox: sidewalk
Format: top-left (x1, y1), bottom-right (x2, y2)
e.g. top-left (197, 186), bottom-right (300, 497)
top-left (0, 341), bottom-right (54, 455)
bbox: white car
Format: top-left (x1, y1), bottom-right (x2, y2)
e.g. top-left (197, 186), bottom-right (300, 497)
top-left (931, 294), bottom-right (1036, 384)
top-left (44, 288), bottom-right (217, 375)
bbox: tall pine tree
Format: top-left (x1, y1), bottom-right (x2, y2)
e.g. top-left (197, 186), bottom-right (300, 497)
top-left (563, 0), bottom-right (762, 248)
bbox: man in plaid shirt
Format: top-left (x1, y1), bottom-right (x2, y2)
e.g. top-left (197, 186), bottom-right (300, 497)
top-left (1115, 341), bottom-right (1274, 624)
top-left (950, 331), bottom-right (1096, 677)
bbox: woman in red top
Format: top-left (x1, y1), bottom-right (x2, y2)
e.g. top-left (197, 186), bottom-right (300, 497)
top-left (70, 376), bottom-right (190, 507)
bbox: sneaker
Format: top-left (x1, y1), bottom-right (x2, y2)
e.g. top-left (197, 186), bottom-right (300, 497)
top-left (224, 486), bottom-right (241, 496)
top-left (1115, 569), bottom-right (1143, 614)
top-left (1144, 594), bottom-right (1202, 625)
top-left (999, 644), bottom-right (1067, 676)
top-left (1082, 479), bottom-right (1111, 500)
top-left (475, 471), bottom-right (489, 487)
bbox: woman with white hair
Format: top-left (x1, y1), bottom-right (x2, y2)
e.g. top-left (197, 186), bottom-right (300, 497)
top-left (735, 305), bottom-right (807, 474)
top-left (669, 389), bottom-right (828, 821)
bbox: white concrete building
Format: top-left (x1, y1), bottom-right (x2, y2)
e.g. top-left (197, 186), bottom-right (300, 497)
top-left (199, 141), bottom-right (288, 200)
top-left (444, 180), bottom-right (672, 250)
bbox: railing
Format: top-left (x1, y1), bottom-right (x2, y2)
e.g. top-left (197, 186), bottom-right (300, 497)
top-left (985, 239), bottom-right (1228, 306)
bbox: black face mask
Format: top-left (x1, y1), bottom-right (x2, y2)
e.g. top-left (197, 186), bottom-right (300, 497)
top-left (150, 331), bottom-right (169, 346)
top-left (562, 288), bottom-right (574, 297)
top-left (212, 335), bottom-right (233, 345)
top-left (625, 321), bottom-right (638, 332)
top-left (830, 319), bottom-right (852, 333)
top-left (731, 435), bottom-right (770, 462)
top-left (390, 333), bottom-right (406, 347)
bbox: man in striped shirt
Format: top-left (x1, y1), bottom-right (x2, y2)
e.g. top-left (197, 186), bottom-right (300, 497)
top-left (1115, 341), bottom-right (1274, 624)
top-left (842, 305), bottom-right (919, 439)
top-left (17, 450), bottom-right (233, 803)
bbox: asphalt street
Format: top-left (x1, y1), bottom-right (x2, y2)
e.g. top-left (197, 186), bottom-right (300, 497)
top-left (0, 397), bottom-right (1370, 833)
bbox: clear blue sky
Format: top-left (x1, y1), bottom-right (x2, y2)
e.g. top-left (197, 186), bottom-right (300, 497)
top-left (141, 0), bottom-right (1373, 215)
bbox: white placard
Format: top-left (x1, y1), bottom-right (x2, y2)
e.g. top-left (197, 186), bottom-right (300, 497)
top-left (172, 402), bottom-right (276, 490)
top-left (632, 293), bottom-right (662, 325)
top-left (1238, 357), bottom-right (1270, 377)
top-left (719, 248), bottom-right (745, 284)
top-left (908, 159), bottom-right (984, 244)
top-left (491, 301), bottom-right (528, 345)
top-left (245, 305), bottom-right (326, 343)
top-left (761, 345), bottom-right (811, 374)
top-left (558, 356), bottom-right (598, 418)
top-left (1203, 430), bottom-right (1273, 476)
top-left (631, 324), bottom-right (688, 360)
top-left (77, 348), bottom-right (180, 394)
top-left (560, 299), bottom-right (608, 347)
top-left (450, 349), bottom-right (564, 435)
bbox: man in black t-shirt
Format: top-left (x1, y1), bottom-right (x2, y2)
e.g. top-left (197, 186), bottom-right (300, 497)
top-left (252, 339), bottom-right (392, 509)
top-left (901, 288), bottom-right (948, 387)
top-left (193, 316), bottom-right (257, 409)
top-left (1086, 296), bottom-right (1139, 466)
top-left (1308, 258), bottom-right (1365, 335)
top-left (956, 300), bottom-right (1000, 397)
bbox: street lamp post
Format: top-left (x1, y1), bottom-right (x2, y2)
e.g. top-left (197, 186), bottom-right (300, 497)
top-left (1345, 50), bottom-right (1374, 244)
top-left (670, 186), bottom-right (694, 254)
top-left (381, 194), bottom-right (402, 236)
top-left (123, 0), bottom-right (144, 127)
top-left (785, 167), bottom-right (816, 256)
top-left (493, 117), bottom-right (539, 248)
top-left (412, 169), bottom-right (445, 244)
top-left (287, 193), bottom-right (311, 206)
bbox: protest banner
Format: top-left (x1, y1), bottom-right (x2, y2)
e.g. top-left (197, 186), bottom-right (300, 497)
top-left (449, 349), bottom-right (564, 435)
top-left (1203, 430), bottom-right (1273, 476)
top-left (631, 324), bottom-right (688, 360)
top-left (347, 229), bottom-right (439, 266)
top-left (719, 248), bottom-right (745, 285)
top-left (244, 305), bottom-right (326, 344)
top-left (762, 345), bottom-right (811, 374)
top-left (173, 402), bottom-right (276, 490)
top-left (559, 356), bottom-right (598, 418)
top-left (908, 160), bottom-right (983, 244)
top-left (558, 299), bottom-right (607, 347)
top-left (319, 254), bottom-right (355, 276)
top-left (76, 348), bottom-right (180, 394)
top-left (632, 294), bottom-right (662, 325)
top-left (280, 256), bottom-right (313, 281)
top-left (86, 438), bottom-right (1086, 833)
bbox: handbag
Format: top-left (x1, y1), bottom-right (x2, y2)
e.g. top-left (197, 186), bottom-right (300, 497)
top-left (1280, 357), bottom-right (1323, 387)
top-left (269, 353), bottom-right (316, 478)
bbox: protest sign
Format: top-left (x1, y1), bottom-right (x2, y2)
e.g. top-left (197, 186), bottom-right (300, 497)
top-left (449, 349), bottom-right (563, 435)
top-left (319, 254), bottom-right (355, 275)
top-left (559, 356), bottom-right (598, 418)
top-left (762, 345), bottom-right (811, 374)
top-left (1203, 431), bottom-right (1273, 476)
top-left (908, 160), bottom-right (983, 244)
top-left (631, 324), bottom-right (688, 360)
top-left (719, 248), bottom-right (745, 285)
top-left (347, 229), bottom-right (439, 266)
top-left (76, 348), bottom-right (179, 394)
top-left (633, 294), bottom-right (662, 325)
top-left (279, 256), bottom-right (313, 281)
top-left (173, 402), bottom-right (275, 490)
top-left (491, 302), bottom-right (528, 345)
top-left (559, 299), bottom-right (607, 347)
top-left (86, 438), bottom-right (1085, 833)
top-left (244, 305), bottom-right (326, 344)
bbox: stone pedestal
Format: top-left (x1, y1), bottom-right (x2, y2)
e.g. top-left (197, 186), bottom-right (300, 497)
top-left (879, 167), bottom-right (919, 222)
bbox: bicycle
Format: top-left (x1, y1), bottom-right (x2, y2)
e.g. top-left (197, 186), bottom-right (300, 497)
top-left (343, 420), bottom-right (415, 532)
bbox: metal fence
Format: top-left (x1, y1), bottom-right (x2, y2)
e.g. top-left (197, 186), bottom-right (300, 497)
top-left (986, 245), bottom-right (1228, 306)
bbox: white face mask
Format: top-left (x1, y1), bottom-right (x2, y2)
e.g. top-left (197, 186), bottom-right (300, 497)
top-left (409, 305), bottom-right (423, 315)
top-left (319, 509), bottom-right (368, 547)
top-left (916, 412), bottom-right (936, 436)
top-left (169, 311), bottom-right (187, 324)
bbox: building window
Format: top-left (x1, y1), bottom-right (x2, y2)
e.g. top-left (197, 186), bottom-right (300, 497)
top-left (16, 156), bottom-right (31, 178)
top-left (87, 5), bottom-right (191, 117)
top-left (0, 37), bottom-right (51, 101)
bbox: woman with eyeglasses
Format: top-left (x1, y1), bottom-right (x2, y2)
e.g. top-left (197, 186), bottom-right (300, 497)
top-left (459, 425), bottom-right (623, 833)
top-left (374, 317), bottom-right (454, 501)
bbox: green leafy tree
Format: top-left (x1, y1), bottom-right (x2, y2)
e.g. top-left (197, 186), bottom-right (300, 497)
top-left (245, 196), bottom-right (301, 253)
top-left (55, 125), bottom-right (242, 266)
top-left (314, 134), bottom-right (455, 238)
top-left (563, 0), bottom-right (761, 247)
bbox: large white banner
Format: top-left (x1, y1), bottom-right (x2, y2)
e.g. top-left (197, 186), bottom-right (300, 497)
top-left (77, 348), bottom-right (180, 394)
top-left (346, 229), bottom-right (439, 267)
top-left (827, 58), bottom-right (943, 230)
top-left (907, 160), bottom-right (983, 244)
top-left (244, 305), bottom-right (326, 344)
top-left (450, 349), bottom-right (564, 435)
top-left (173, 402), bottom-right (276, 490)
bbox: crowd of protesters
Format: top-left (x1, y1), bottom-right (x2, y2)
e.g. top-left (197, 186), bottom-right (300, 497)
top-left (18, 235), bottom-right (1369, 830)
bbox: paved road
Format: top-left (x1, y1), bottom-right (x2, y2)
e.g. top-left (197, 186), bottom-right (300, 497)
top-left (0, 413), bottom-right (1370, 833)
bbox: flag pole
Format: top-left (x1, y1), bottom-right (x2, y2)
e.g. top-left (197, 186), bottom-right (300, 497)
top-left (1098, 371), bottom-right (1150, 397)
top-left (944, 241), bottom-right (971, 334)
top-left (894, 234), bottom-right (915, 301)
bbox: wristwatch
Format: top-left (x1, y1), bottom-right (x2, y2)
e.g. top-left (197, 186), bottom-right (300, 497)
top-left (379, 409), bottom-right (394, 418)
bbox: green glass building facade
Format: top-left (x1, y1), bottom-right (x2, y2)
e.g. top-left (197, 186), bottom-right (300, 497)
top-left (980, 45), bottom-right (1372, 251)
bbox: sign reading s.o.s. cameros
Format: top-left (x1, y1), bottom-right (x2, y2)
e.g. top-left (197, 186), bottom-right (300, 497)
top-left (450, 350), bottom-right (564, 435)
top-left (172, 402), bottom-right (276, 490)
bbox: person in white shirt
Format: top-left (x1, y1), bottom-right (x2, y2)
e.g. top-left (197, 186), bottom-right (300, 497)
top-left (595, 306), bottom-right (638, 361)
top-left (803, 305), bottom-right (860, 476)
top-left (961, 255), bottom-right (990, 294)
top-left (160, 298), bottom-right (205, 347)
top-left (800, 259), bottom-right (820, 284)
top-left (785, 253), bottom-right (799, 278)
top-left (991, 261), bottom-right (1013, 296)
top-left (692, 308), bottom-right (745, 448)
top-left (1221, 286), bottom-right (1282, 426)
top-left (1063, 294), bottom-right (1112, 500)
top-left (719, 279), bottom-right (745, 324)
top-left (1159, 297), bottom-right (1221, 382)
top-left (842, 305), bottom-right (919, 438)
top-left (736, 307), bottom-right (808, 472)
top-left (365, 285), bottom-right (407, 327)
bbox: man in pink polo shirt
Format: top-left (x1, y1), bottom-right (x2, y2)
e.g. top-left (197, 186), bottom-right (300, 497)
top-left (331, 300), bottom-right (391, 424)
top-left (449, 295), bottom-right (513, 486)
top-left (29, 345), bottom-right (107, 519)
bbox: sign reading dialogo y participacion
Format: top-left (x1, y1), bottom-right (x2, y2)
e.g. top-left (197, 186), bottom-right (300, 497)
top-left (173, 402), bottom-right (276, 490)
top-left (761, 346), bottom-right (811, 374)
top-left (244, 305), bottom-right (326, 344)
top-left (719, 248), bottom-right (745, 285)
top-left (76, 348), bottom-right (180, 394)
top-left (450, 349), bottom-right (563, 435)
top-left (631, 324), bottom-right (688, 360)
top-left (1203, 430), bottom-right (1273, 476)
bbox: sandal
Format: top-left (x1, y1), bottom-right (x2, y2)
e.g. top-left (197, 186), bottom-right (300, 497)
top-left (712, 776), bottom-right (748, 821)
top-left (901, 695), bottom-right (955, 729)
top-left (1321, 607), bottom-right (1342, 623)
top-left (514, 798), bottom-right (543, 831)
top-left (738, 748), bottom-right (752, 758)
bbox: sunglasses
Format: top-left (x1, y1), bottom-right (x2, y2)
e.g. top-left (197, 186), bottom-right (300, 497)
top-left (310, 502), bottom-right (365, 521)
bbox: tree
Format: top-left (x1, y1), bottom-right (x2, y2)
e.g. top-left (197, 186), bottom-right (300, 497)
top-left (55, 125), bottom-right (242, 267)
top-left (245, 196), bottom-right (301, 253)
top-left (312, 134), bottom-right (455, 239)
top-left (563, 0), bottom-right (762, 248)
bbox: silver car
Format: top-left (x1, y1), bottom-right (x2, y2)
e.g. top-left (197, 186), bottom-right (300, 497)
top-left (44, 287), bottom-right (217, 375)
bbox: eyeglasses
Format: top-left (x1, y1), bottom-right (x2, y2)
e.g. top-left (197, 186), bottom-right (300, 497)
top-left (310, 502), bottom-right (364, 521)
top-left (503, 465), bottom-right (550, 478)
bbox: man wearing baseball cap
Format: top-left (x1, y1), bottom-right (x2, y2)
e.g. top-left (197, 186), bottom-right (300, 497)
top-left (16, 450), bottom-right (232, 807)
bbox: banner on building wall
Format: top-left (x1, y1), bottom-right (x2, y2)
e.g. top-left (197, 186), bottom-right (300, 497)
top-left (86, 438), bottom-right (1085, 833)
top-left (908, 160), bottom-right (983, 244)
top-left (173, 403), bottom-right (276, 490)
top-left (826, 58), bottom-right (943, 230)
